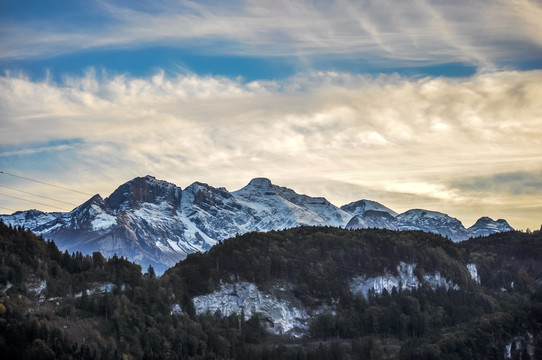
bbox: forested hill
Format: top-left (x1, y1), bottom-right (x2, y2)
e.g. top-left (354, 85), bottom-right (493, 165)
top-left (164, 227), bottom-right (475, 301)
top-left (1, 222), bottom-right (541, 359)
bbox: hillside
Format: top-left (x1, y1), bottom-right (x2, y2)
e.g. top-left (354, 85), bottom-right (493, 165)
top-left (1, 223), bottom-right (541, 359)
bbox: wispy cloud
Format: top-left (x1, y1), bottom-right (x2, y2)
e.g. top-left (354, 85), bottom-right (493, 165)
top-left (1, 69), bottom-right (541, 228)
top-left (2, 0), bottom-right (541, 69)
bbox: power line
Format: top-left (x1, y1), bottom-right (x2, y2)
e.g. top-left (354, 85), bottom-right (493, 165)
top-left (0, 193), bottom-right (69, 211)
top-left (0, 184), bottom-right (78, 206)
top-left (0, 170), bottom-right (93, 196)
top-left (0, 206), bottom-right (17, 213)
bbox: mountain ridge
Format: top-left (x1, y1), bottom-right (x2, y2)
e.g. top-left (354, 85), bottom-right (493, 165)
top-left (0, 175), bottom-right (514, 274)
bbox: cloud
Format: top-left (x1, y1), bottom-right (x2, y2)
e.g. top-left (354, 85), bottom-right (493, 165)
top-left (453, 171), bottom-right (542, 195)
top-left (1, 69), bottom-right (542, 229)
top-left (1, 0), bottom-right (542, 69)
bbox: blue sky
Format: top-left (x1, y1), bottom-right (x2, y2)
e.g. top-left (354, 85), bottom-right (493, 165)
top-left (1, 0), bottom-right (542, 229)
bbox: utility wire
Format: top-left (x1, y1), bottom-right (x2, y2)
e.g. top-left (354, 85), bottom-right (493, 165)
top-left (0, 193), bottom-right (69, 211)
top-left (0, 170), bottom-right (93, 196)
top-left (0, 184), bottom-right (78, 206)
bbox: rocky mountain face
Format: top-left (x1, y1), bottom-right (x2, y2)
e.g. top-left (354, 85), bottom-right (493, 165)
top-left (0, 175), bottom-right (514, 274)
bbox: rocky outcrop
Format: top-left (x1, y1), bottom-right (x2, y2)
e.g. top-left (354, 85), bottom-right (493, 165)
top-left (350, 262), bottom-right (460, 298)
top-left (192, 282), bottom-right (310, 337)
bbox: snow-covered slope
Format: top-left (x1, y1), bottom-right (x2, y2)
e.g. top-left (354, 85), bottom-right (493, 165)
top-left (232, 178), bottom-right (351, 230)
top-left (396, 209), bottom-right (472, 242)
top-left (345, 210), bottom-right (399, 230)
top-left (0, 175), bottom-right (514, 274)
top-left (0, 209), bottom-right (61, 230)
top-left (468, 217), bottom-right (514, 237)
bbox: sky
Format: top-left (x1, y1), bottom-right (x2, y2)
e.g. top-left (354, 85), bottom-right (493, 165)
top-left (1, 0), bottom-right (541, 231)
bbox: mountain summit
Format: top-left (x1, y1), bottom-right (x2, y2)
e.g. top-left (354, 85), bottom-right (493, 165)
top-left (0, 176), bottom-right (514, 274)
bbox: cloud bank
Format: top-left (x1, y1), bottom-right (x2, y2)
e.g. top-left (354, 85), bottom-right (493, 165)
top-left (1, 69), bottom-right (541, 229)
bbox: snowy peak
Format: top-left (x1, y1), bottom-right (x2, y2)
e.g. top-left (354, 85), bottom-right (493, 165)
top-left (396, 209), bottom-right (471, 242)
top-left (69, 194), bottom-right (117, 232)
top-left (248, 177), bottom-right (273, 189)
top-left (468, 217), bottom-right (514, 237)
top-left (105, 175), bottom-right (182, 210)
top-left (341, 199), bottom-right (398, 217)
top-left (0, 209), bottom-right (60, 230)
top-left (233, 178), bottom-right (350, 229)
top-left (234, 177), bottom-right (277, 199)
top-left (397, 209), bottom-right (453, 223)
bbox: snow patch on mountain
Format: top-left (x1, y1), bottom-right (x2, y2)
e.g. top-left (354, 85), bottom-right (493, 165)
top-left (193, 281), bottom-right (310, 336)
top-left (91, 208), bottom-right (117, 231)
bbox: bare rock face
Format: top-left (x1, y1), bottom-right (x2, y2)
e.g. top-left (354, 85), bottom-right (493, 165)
top-left (350, 262), bottom-right (460, 299)
top-left (193, 282), bottom-right (310, 337)
top-left (106, 175), bottom-right (182, 210)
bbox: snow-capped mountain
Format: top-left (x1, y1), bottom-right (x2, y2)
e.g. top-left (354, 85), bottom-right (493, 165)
top-left (395, 209), bottom-right (472, 241)
top-left (468, 217), bottom-right (514, 237)
top-left (0, 176), bottom-right (349, 274)
top-left (233, 178), bottom-right (351, 230)
top-left (341, 199), bottom-right (398, 217)
top-left (346, 208), bottom-right (476, 241)
top-left (4, 209), bottom-right (61, 230)
top-left (0, 175), bottom-right (514, 274)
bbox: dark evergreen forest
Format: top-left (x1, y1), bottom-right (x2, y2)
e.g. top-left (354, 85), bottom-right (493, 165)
top-left (1, 221), bottom-right (541, 359)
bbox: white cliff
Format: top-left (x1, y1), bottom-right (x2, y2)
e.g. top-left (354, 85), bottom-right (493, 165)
top-left (350, 262), bottom-right (460, 298)
top-left (467, 263), bottom-right (481, 284)
top-left (192, 282), bottom-right (310, 336)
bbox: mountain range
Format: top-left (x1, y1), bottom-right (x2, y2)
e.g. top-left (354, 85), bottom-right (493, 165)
top-left (0, 175), bottom-right (513, 274)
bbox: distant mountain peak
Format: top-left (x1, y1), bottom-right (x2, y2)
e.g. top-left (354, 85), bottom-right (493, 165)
top-left (74, 194), bottom-right (106, 212)
top-left (247, 177), bottom-right (274, 189)
top-left (341, 199), bottom-right (398, 217)
top-left (468, 216), bottom-right (514, 237)
top-left (472, 216), bottom-right (493, 225)
top-left (105, 175), bottom-right (182, 210)
top-left (184, 181), bottom-right (211, 193)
